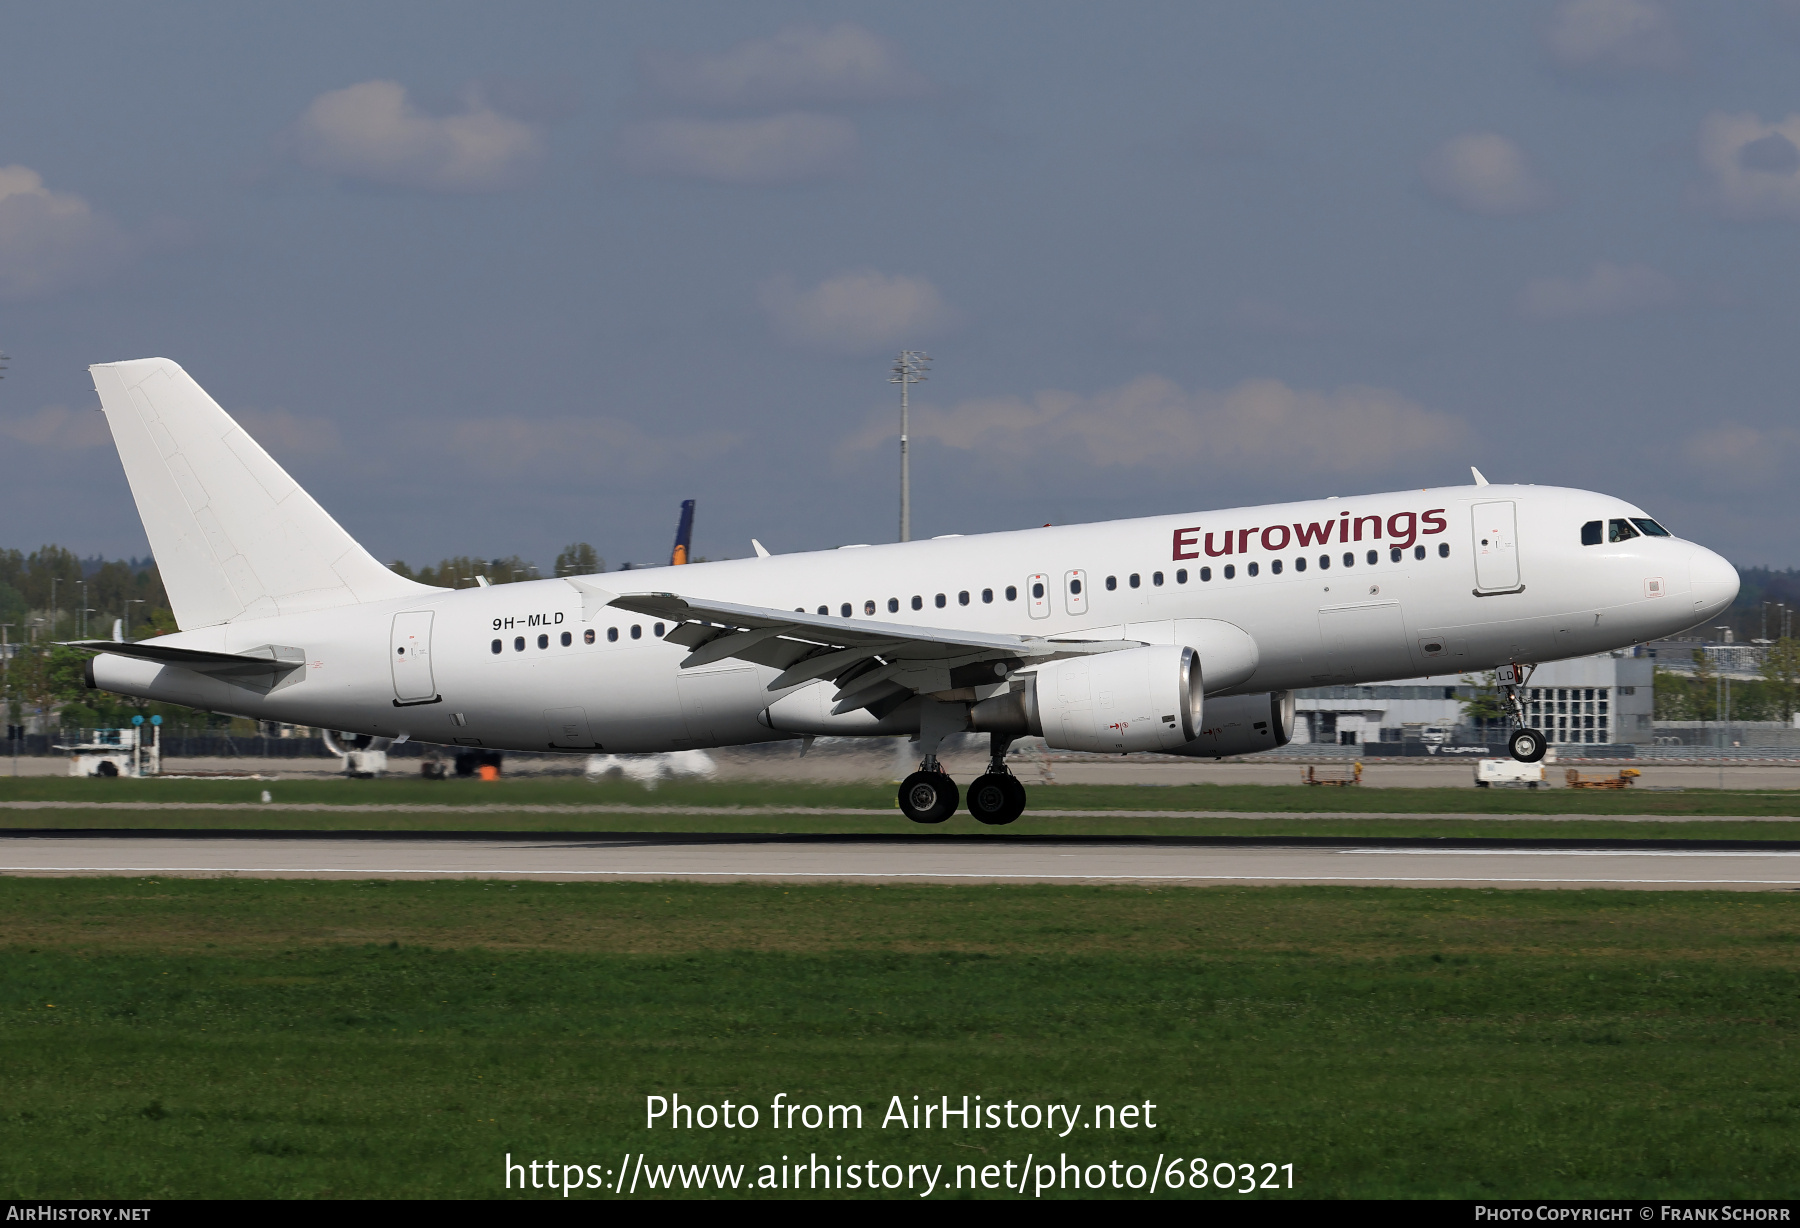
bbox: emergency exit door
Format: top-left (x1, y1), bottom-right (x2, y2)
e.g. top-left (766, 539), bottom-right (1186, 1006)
top-left (390, 611), bottom-right (437, 703)
top-left (1471, 501), bottom-right (1521, 592)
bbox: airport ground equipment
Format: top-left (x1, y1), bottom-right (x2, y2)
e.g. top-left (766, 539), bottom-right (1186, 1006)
top-left (1475, 758), bottom-right (1545, 788)
top-left (1303, 762), bottom-right (1363, 787)
top-left (1565, 767), bottom-right (1641, 790)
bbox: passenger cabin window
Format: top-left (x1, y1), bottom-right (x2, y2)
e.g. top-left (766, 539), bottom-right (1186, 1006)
top-left (1365, 550), bottom-right (1377, 565)
top-left (958, 590), bottom-right (970, 605)
top-left (654, 623), bottom-right (665, 637)
top-left (514, 636), bottom-right (525, 652)
top-left (1223, 564), bottom-right (1235, 579)
top-left (491, 639), bottom-right (502, 654)
top-left (1152, 571), bottom-right (1164, 586)
top-left (1031, 581), bottom-right (1044, 599)
top-left (1200, 567), bottom-right (1211, 581)
top-left (1631, 517), bottom-right (1671, 537)
top-left (1413, 545), bottom-right (1426, 560)
top-left (888, 598), bottom-right (899, 613)
top-left (1247, 562), bottom-right (1259, 577)
top-left (607, 628), bottom-right (618, 642)
top-left (631, 625), bottom-right (642, 639)
top-left (912, 596), bottom-right (923, 610)
top-left (1343, 552), bottom-right (1354, 567)
top-left (560, 631), bottom-right (572, 646)
top-left (1105, 576), bottom-right (1117, 591)
top-left (1609, 519), bottom-right (1640, 543)
top-left (1581, 521), bottom-right (1603, 545)
top-left (982, 588), bottom-right (994, 603)
top-left (1294, 557), bottom-right (1306, 572)
top-left (935, 593), bottom-right (946, 608)
top-left (841, 603), bottom-right (853, 617)
top-left (1390, 547), bottom-right (1402, 563)
top-left (1176, 569), bottom-right (1188, 584)
top-left (818, 606), bottom-right (828, 616)
top-left (1129, 573), bottom-right (1141, 588)
top-left (1318, 555), bottom-right (1330, 570)
top-left (1270, 559), bottom-right (1283, 575)
top-left (1438, 543), bottom-right (1450, 557)
top-left (865, 600), bottom-right (876, 615)
top-left (1005, 586), bottom-right (1018, 601)
top-left (584, 629), bottom-right (595, 644)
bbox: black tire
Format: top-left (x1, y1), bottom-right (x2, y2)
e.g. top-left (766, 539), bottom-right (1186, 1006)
top-left (899, 771), bottom-right (958, 823)
top-left (1509, 728), bottom-right (1547, 763)
top-left (1476, 780), bottom-right (1489, 788)
top-left (968, 774), bottom-right (1027, 825)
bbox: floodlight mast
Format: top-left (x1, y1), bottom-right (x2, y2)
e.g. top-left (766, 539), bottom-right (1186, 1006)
top-left (890, 350), bottom-right (930, 542)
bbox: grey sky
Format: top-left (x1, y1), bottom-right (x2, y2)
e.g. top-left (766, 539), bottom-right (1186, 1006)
top-left (3, 1), bottom-right (1799, 569)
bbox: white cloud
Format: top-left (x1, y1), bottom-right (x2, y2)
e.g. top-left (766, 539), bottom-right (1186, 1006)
top-left (0, 166), bottom-right (132, 299)
top-left (1544, 0), bottom-right (1688, 77)
top-left (638, 23), bottom-right (933, 110)
top-left (0, 404), bottom-right (112, 450)
top-left (1517, 261), bottom-right (1679, 321)
top-left (758, 269), bottom-right (956, 355)
top-left (1418, 133), bottom-right (1554, 216)
top-left (1683, 423), bottom-right (1800, 487)
top-left (842, 376), bottom-right (1466, 476)
top-left (1694, 112), bottom-right (1800, 222)
top-left (619, 113), bottom-right (856, 185)
top-left (431, 415), bottom-right (736, 480)
top-left (288, 81), bottom-right (545, 193)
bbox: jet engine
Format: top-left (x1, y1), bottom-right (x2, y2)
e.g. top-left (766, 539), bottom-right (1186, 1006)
top-left (971, 644), bottom-right (1201, 753)
top-left (1171, 691), bottom-right (1294, 759)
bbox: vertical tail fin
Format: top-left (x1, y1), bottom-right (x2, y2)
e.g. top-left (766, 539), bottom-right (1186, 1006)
top-left (90, 357), bottom-right (435, 629)
top-left (670, 498), bottom-right (696, 566)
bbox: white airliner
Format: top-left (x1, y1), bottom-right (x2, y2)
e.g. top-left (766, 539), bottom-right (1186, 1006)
top-left (73, 358), bottom-right (1738, 824)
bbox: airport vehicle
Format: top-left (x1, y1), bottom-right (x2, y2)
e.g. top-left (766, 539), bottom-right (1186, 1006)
top-left (71, 359), bottom-right (1738, 825)
top-left (1474, 757), bottom-right (1544, 788)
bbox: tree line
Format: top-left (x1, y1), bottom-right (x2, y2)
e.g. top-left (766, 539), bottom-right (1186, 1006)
top-left (1654, 641), bottom-right (1800, 723)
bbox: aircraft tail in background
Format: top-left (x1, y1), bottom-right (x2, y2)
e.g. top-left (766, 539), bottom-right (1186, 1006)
top-left (670, 498), bottom-right (696, 565)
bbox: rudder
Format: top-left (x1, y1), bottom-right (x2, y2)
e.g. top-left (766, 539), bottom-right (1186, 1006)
top-left (90, 357), bottom-right (434, 629)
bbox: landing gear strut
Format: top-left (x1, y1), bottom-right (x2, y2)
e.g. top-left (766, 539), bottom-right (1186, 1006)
top-left (1496, 663), bottom-right (1547, 764)
top-left (966, 735), bottom-right (1027, 826)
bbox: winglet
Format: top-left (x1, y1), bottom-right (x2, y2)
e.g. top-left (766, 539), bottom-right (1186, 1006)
top-left (751, 539), bottom-right (771, 558)
top-left (1471, 466), bottom-right (1490, 487)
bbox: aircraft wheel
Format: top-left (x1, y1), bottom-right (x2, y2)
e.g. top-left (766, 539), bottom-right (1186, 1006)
top-left (1509, 728), bottom-right (1547, 763)
top-left (968, 774), bottom-right (1027, 825)
top-left (899, 771), bottom-right (958, 823)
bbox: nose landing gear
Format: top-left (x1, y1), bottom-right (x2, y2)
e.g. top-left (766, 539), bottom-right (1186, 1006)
top-left (1496, 662), bottom-right (1547, 763)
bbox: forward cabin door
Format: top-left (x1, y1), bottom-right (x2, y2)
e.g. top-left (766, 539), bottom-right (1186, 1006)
top-left (1472, 501), bottom-right (1521, 592)
top-left (389, 611), bottom-right (436, 703)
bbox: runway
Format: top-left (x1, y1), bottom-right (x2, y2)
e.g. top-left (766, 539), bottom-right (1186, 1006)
top-left (2, 833), bottom-right (1799, 889)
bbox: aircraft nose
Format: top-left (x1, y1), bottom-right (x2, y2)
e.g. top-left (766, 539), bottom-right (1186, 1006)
top-left (1687, 546), bottom-right (1739, 622)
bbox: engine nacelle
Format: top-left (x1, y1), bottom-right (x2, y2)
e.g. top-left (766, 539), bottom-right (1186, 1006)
top-left (974, 644), bottom-right (1201, 753)
top-left (1171, 691), bottom-right (1294, 759)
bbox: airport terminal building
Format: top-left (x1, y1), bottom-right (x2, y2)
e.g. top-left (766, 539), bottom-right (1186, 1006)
top-left (1291, 649), bottom-right (1655, 749)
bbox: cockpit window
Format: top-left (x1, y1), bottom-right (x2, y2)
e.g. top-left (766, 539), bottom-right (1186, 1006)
top-left (1581, 520), bottom-right (1602, 546)
top-left (1631, 517), bottom-right (1671, 537)
top-left (1608, 519), bottom-right (1640, 543)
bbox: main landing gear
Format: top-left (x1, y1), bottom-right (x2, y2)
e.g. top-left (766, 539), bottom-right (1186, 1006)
top-left (898, 735), bottom-right (1028, 825)
top-left (1496, 663), bottom-right (1548, 764)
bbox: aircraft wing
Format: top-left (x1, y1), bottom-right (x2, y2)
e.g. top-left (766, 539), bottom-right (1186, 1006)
top-left (609, 591), bottom-right (1142, 716)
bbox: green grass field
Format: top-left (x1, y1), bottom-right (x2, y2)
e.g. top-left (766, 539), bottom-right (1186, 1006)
top-left (3, 878), bottom-right (1796, 1199)
top-left (5, 776), bottom-right (1800, 844)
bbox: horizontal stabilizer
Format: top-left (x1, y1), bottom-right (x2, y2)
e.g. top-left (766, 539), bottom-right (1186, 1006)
top-left (64, 639), bottom-right (307, 678)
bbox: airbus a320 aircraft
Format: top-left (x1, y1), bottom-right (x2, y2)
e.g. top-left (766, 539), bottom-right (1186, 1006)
top-left (72, 359), bottom-right (1738, 825)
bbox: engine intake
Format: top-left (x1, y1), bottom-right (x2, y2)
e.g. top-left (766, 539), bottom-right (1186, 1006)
top-left (971, 644), bottom-right (1202, 754)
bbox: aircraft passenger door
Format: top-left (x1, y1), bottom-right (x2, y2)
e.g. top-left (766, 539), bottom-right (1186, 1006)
top-left (1064, 570), bottom-right (1088, 616)
top-left (390, 611), bottom-right (437, 703)
top-left (1027, 574), bottom-right (1050, 619)
top-left (1471, 501), bottom-right (1521, 592)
